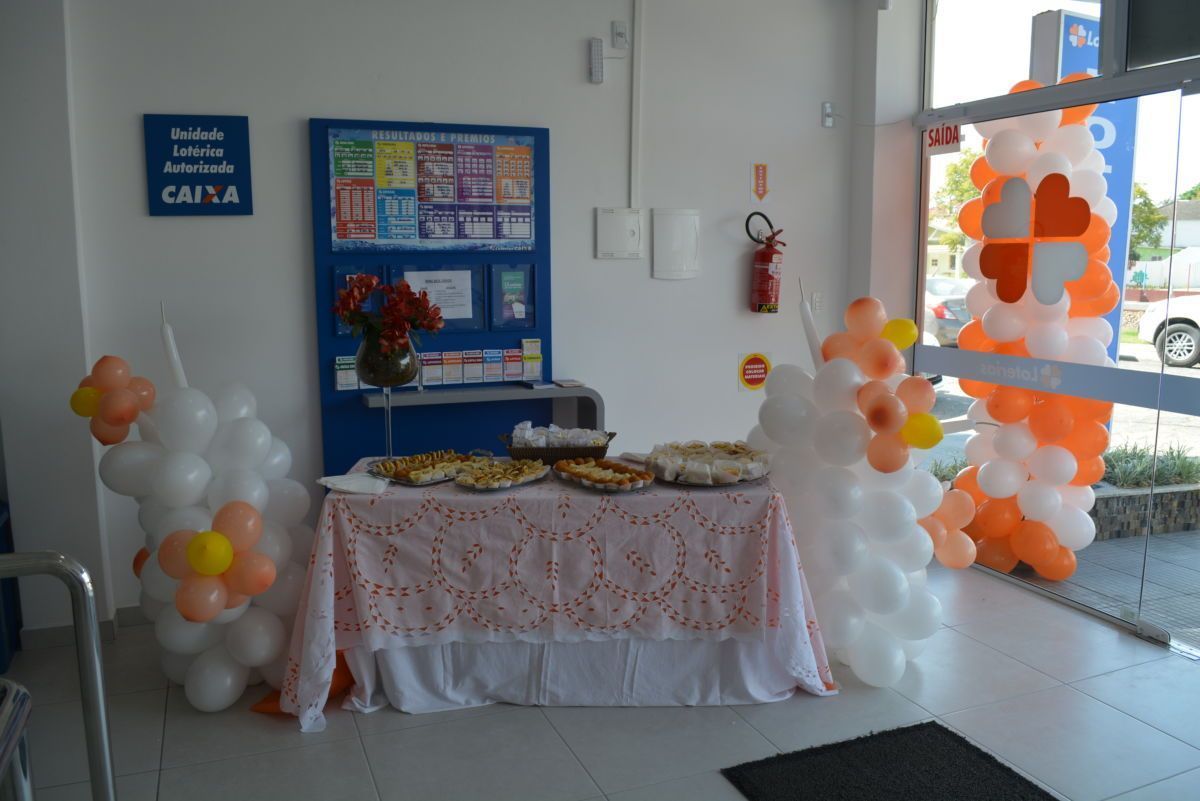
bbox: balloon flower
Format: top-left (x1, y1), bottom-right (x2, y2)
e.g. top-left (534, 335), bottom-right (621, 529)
top-left (952, 74), bottom-right (1112, 581)
top-left (749, 296), bottom-right (978, 690)
top-left (69, 355), bottom-right (156, 445)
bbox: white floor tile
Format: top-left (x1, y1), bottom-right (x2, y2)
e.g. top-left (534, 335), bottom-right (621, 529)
top-left (353, 700), bottom-right (514, 736)
top-left (1106, 767), bottom-right (1200, 800)
top-left (157, 738), bottom-right (378, 801)
top-left (543, 705), bottom-right (776, 794)
top-left (892, 628), bottom-right (1060, 714)
top-left (954, 599), bottom-right (1169, 682)
top-left (926, 565), bottom-right (1057, 627)
top-left (734, 672), bottom-right (929, 752)
top-left (29, 688), bottom-right (165, 789)
top-left (943, 685), bottom-right (1200, 801)
top-left (34, 770), bottom-right (159, 801)
top-left (606, 770), bottom-right (746, 801)
top-left (1073, 655), bottom-right (1200, 748)
top-left (2, 644), bottom-right (79, 706)
top-left (362, 707), bottom-right (599, 801)
top-left (161, 685), bottom-right (358, 768)
top-left (3, 625), bottom-right (166, 706)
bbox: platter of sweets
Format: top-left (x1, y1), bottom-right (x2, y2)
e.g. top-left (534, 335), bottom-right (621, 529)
top-left (454, 459), bottom-right (550, 491)
top-left (643, 441), bottom-right (770, 487)
top-left (553, 458), bottom-right (654, 493)
top-left (367, 450), bottom-right (490, 486)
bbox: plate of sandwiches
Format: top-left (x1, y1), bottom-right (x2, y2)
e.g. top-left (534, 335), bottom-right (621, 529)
top-left (454, 459), bottom-right (550, 491)
top-left (641, 441), bottom-right (771, 487)
top-left (367, 450), bottom-right (490, 486)
top-left (553, 458), bottom-right (655, 492)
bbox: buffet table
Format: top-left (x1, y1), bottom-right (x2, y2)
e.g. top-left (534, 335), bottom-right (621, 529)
top-left (280, 459), bottom-right (836, 732)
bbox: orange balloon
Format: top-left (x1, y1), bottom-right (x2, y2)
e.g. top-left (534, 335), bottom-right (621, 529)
top-left (896, 376), bottom-right (936, 414)
top-left (1009, 79), bottom-right (1044, 94)
top-left (844, 297), bottom-right (888, 340)
top-left (1059, 74), bottom-right (1100, 125)
top-left (225, 551), bottom-right (277, 596)
top-left (866, 432), bottom-right (910, 473)
top-left (959, 378), bottom-right (998, 399)
top-left (91, 355), bottom-right (131, 391)
top-left (176, 575), bottom-right (229, 623)
top-left (987, 386), bottom-right (1035, 423)
top-left (97, 387), bottom-right (140, 426)
top-left (857, 338), bottom-right (905, 380)
top-left (821, 332), bottom-right (860, 362)
top-left (1080, 214), bottom-right (1111, 254)
top-left (975, 536), bottom-right (1019, 573)
top-left (863, 393), bottom-right (908, 434)
top-left (157, 530), bottom-right (198, 580)
top-left (132, 547), bottom-right (150, 579)
top-left (974, 497), bottom-right (1022, 539)
top-left (1072, 455), bottom-right (1106, 486)
top-left (1059, 420), bottom-right (1109, 459)
top-left (89, 416), bottom-right (129, 446)
top-left (919, 516), bottom-right (948, 550)
top-left (1011, 521), bottom-right (1060, 567)
top-left (212, 501), bottom-right (264, 552)
top-left (127, 376), bottom-right (156, 412)
top-left (78, 375), bottom-right (96, 389)
top-left (957, 320), bottom-right (994, 352)
top-left (1065, 259), bottom-right (1111, 302)
top-left (970, 155), bottom-right (998, 190)
top-left (1061, 394), bottom-right (1112, 423)
top-left (951, 465), bottom-right (986, 505)
top-left (1028, 398), bottom-right (1076, 443)
top-left (1077, 282), bottom-right (1120, 316)
top-left (225, 591), bottom-right (248, 609)
top-left (857, 380), bottom-right (891, 413)
top-left (994, 341), bottom-right (1030, 358)
top-left (1094, 246), bottom-right (1111, 264)
top-left (934, 488), bottom-right (976, 531)
top-left (958, 198), bottom-right (985, 241)
top-left (1034, 546), bottom-right (1077, 581)
top-left (936, 530), bottom-right (978, 569)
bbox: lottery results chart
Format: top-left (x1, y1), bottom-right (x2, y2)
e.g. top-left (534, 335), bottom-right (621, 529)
top-left (329, 127), bottom-right (535, 252)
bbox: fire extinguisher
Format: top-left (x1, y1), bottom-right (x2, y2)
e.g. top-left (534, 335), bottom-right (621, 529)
top-left (746, 212), bottom-right (786, 313)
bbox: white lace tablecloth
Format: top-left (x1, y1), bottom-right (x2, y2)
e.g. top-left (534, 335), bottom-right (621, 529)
top-left (281, 459), bottom-right (835, 731)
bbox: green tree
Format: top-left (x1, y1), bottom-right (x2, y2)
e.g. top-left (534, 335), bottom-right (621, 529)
top-left (931, 148), bottom-right (983, 224)
top-left (1130, 183), bottom-right (1168, 260)
top-left (1180, 182), bottom-right (1200, 201)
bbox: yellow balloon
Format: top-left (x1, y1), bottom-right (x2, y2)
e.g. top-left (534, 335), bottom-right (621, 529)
top-left (901, 412), bottom-right (944, 449)
top-left (881, 318), bottom-right (919, 350)
top-left (69, 387), bottom-right (102, 418)
top-left (187, 531), bottom-right (235, 576)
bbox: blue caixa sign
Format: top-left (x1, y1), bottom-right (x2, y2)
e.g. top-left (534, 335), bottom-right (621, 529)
top-left (143, 114), bottom-right (253, 216)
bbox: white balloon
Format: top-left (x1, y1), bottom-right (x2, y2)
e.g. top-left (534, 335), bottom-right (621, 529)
top-left (154, 606), bottom-right (224, 655)
top-left (1096, 196), bottom-right (1118, 226)
top-left (1060, 484), bottom-right (1096, 512)
top-left (977, 459), bottom-right (1028, 498)
top-left (875, 525), bottom-right (935, 573)
top-left (259, 652), bottom-right (288, 691)
top-left (1025, 322), bottom-right (1069, 359)
top-left (1077, 147), bottom-right (1105, 173)
top-left (1017, 480), bottom-right (1063, 522)
top-left (1022, 291), bottom-right (1071, 323)
top-left (765, 364), bottom-right (814, 398)
top-left (962, 243), bottom-right (983, 280)
top-left (289, 524), bottom-right (316, 560)
top-left (152, 452), bottom-right (213, 509)
top-left (982, 303), bottom-right (1027, 342)
top-left (985, 129), bottom-right (1037, 175)
top-left (153, 388), bottom-right (218, 454)
top-left (137, 413), bottom-right (161, 444)
top-left (1067, 317), bottom-right (1114, 347)
top-left (99, 442), bottom-right (165, 497)
top-left (1041, 123), bottom-right (1095, 165)
top-left (964, 430), bottom-right (998, 466)
top-left (993, 423), bottom-right (1038, 461)
top-left (820, 520), bottom-right (868, 576)
top-left (1025, 152), bottom-right (1072, 190)
top-left (770, 447), bottom-right (819, 497)
top-left (160, 651), bottom-right (196, 685)
top-left (184, 645), bottom-right (250, 712)
top-left (815, 587), bottom-right (865, 650)
top-left (1028, 445), bottom-right (1078, 486)
top-left (139, 592), bottom-right (167, 623)
top-left (880, 590), bottom-right (943, 640)
top-left (140, 557), bottom-right (179, 604)
top-left (225, 607), bottom-right (286, 667)
top-left (903, 470), bottom-right (943, 519)
top-left (1050, 504), bottom-right (1096, 550)
top-left (859, 490), bottom-right (917, 543)
top-left (211, 599), bottom-right (250, 625)
top-left (813, 411), bottom-right (871, 467)
top-left (1063, 335), bottom-right (1108, 366)
top-left (214, 382), bottom-right (257, 423)
top-left (149, 505), bottom-right (212, 550)
top-left (1068, 169), bottom-right (1108, 208)
top-left (854, 457), bottom-right (915, 491)
top-left (1016, 108), bottom-right (1062, 142)
top-left (258, 437), bottom-right (294, 479)
top-left (138, 496), bottom-right (171, 540)
top-left (254, 521), bottom-right (293, 567)
top-left (813, 466), bottom-right (863, 519)
top-left (901, 637), bottom-right (929, 661)
top-left (973, 117), bottom-right (1018, 140)
top-left (965, 283), bottom-right (998, 319)
top-left (847, 622), bottom-right (907, 687)
top-left (907, 568), bottom-right (927, 589)
top-left (264, 478), bottom-right (311, 526)
top-left (253, 560), bottom-right (305, 617)
top-left (848, 555), bottom-right (910, 615)
top-left (757, 393), bottom-right (818, 447)
top-left (208, 418), bottom-right (273, 472)
top-left (967, 400), bottom-right (996, 427)
top-left (207, 468), bottom-right (269, 512)
top-left (812, 358), bottom-right (867, 412)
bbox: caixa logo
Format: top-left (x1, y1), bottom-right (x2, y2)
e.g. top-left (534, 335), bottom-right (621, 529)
top-left (978, 361), bottom-right (1062, 390)
top-left (161, 184), bottom-right (241, 204)
top-left (1068, 22), bottom-right (1099, 48)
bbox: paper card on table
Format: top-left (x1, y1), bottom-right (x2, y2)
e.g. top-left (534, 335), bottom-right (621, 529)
top-left (335, 356), bottom-right (359, 391)
top-left (442, 351), bottom-right (463, 384)
top-left (522, 353), bottom-right (543, 382)
top-left (503, 348), bottom-right (523, 381)
top-left (462, 350), bottom-right (483, 383)
top-left (483, 349), bottom-right (503, 382)
top-left (420, 352), bottom-right (443, 386)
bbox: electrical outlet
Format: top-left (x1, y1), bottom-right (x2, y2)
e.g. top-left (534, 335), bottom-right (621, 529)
top-left (612, 21), bottom-right (629, 49)
top-left (810, 292), bottom-right (824, 312)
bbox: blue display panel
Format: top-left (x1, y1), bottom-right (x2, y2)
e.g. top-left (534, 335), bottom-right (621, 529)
top-left (311, 119), bottom-right (552, 475)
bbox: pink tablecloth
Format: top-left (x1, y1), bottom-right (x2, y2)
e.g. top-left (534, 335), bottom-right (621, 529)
top-left (281, 459), bottom-right (835, 731)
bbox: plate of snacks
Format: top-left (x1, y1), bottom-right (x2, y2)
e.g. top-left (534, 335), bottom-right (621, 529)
top-left (454, 459), bottom-right (550, 491)
top-left (642, 441), bottom-right (770, 487)
top-left (367, 450), bottom-right (490, 486)
top-left (553, 458), bottom-right (654, 492)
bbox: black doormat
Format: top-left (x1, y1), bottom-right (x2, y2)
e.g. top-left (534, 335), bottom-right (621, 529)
top-left (721, 721), bottom-right (1056, 800)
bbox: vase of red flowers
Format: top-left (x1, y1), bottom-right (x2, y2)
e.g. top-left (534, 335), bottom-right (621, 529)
top-left (334, 274), bottom-right (444, 456)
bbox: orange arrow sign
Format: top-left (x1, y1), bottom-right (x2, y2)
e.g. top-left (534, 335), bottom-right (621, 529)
top-left (752, 163), bottom-right (769, 201)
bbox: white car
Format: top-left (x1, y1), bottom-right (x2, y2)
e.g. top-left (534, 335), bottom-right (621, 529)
top-left (1138, 296), bottom-right (1200, 367)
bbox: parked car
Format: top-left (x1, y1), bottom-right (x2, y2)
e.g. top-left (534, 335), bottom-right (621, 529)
top-left (1138, 296), bottom-right (1200, 367)
top-left (925, 278), bottom-right (972, 346)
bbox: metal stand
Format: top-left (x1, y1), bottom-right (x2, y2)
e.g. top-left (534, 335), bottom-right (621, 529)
top-left (382, 385), bottom-right (393, 458)
top-left (0, 552), bottom-right (115, 801)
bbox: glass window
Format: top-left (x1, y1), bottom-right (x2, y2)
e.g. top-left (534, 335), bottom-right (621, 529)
top-left (1128, 0), bottom-right (1200, 70)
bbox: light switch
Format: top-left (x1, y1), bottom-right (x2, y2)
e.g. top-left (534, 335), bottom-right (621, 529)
top-left (595, 207), bottom-right (644, 259)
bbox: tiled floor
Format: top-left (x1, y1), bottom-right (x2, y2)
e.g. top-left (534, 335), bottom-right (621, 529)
top-left (8, 565), bottom-right (1200, 800)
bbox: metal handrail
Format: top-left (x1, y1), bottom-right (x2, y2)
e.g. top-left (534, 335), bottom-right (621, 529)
top-left (0, 552), bottom-right (115, 801)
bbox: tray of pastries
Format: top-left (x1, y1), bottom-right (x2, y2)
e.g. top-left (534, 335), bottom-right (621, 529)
top-left (643, 441), bottom-right (770, 487)
top-left (454, 459), bottom-right (550, 491)
top-left (367, 450), bottom-right (490, 486)
top-left (553, 458), bottom-right (654, 492)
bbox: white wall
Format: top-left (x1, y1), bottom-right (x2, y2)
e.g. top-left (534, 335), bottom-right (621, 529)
top-left (2, 0), bottom-right (857, 624)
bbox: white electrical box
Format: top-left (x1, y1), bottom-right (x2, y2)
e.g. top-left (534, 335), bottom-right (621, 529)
top-left (652, 209), bottom-right (700, 280)
top-left (595, 207), bottom-right (644, 259)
